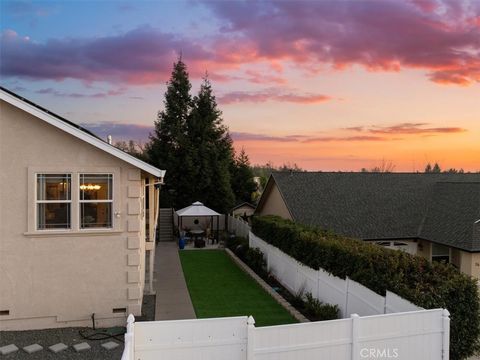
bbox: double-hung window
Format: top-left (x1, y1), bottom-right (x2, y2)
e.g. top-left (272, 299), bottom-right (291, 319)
top-left (432, 243), bottom-right (450, 264)
top-left (79, 174), bottom-right (113, 229)
top-left (36, 174), bottom-right (71, 230)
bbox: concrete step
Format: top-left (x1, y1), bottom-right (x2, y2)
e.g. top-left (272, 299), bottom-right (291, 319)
top-left (158, 208), bottom-right (174, 242)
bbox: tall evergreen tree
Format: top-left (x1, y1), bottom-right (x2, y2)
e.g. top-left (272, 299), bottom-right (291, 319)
top-left (432, 162), bottom-right (442, 173)
top-left (146, 57), bottom-right (194, 208)
top-left (147, 61), bottom-right (255, 213)
top-left (425, 162), bottom-right (441, 173)
top-left (187, 76), bottom-right (235, 213)
top-left (231, 148), bottom-right (257, 204)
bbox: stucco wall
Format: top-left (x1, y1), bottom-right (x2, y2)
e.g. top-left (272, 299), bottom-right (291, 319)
top-left (416, 239), bottom-right (432, 260)
top-left (416, 239), bottom-right (480, 280)
top-left (459, 251), bottom-right (480, 279)
top-left (0, 100), bottom-right (149, 330)
top-left (256, 182), bottom-right (292, 220)
top-left (451, 248), bottom-right (461, 268)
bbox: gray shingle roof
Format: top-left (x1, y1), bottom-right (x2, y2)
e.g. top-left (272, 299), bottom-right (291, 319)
top-left (420, 182), bottom-right (480, 251)
top-left (270, 172), bottom-right (480, 251)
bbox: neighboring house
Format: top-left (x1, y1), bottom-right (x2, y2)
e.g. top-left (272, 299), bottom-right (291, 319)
top-left (230, 202), bottom-right (256, 218)
top-left (0, 87), bottom-right (165, 330)
top-left (256, 172), bottom-right (480, 279)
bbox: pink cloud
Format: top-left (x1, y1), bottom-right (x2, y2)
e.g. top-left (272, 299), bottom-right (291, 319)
top-left (302, 136), bottom-right (390, 143)
top-left (231, 132), bottom-right (391, 143)
top-left (219, 88), bottom-right (332, 104)
top-left (243, 70), bottom-right (287, 85)
top-left (206, 0), bottom-right (480, 85)
top-left (350, 123), bottom-right (467, 135)
top-left (2, 1), bottom-right (479, 86)
top-left (231, 132), bottom-right (300, 142)
top-left (0, 27), bottom-right (213, 84)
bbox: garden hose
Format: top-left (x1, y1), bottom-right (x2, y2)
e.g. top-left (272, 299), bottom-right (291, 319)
top-left (78, 313), bottom-right (126, 342)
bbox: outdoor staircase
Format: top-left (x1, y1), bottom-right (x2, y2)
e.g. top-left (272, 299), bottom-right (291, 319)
top-left (158, 208), bottom-right (174, 242)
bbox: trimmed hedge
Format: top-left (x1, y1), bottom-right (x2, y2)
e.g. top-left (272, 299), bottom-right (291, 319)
top-left (252, 215), bottom-right (480, 360)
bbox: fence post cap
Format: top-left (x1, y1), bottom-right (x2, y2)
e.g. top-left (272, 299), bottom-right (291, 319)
top-left (442, 309), bottom-right (450, 318)
top-left (247, 315), bottom-right (256, 326)
top-left (127, 314), bottom-right (135, 324)
top-left (350, 313), bottom-right (360, 318)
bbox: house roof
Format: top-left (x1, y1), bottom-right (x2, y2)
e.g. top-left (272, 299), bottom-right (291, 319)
top-left (260, 172), bottom-right (480, 252)
top-left (420, 182), bottom-right (480, 251)
top-left (231, 202), bottom-right (256, 211)
top-left (0, 86), bottom-right (165, 178)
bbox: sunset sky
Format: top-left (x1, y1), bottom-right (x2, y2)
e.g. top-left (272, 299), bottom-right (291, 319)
top-left (1, 0), bottom-right (479, 171)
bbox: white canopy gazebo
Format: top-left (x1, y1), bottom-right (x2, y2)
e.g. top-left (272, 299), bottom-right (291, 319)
top-left (176, 201), bottom-right (221, 243)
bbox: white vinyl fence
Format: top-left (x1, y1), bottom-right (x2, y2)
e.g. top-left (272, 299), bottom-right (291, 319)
top-left (122, 315), bottom-right (248, 360)
top-left (249, 232), bottom-right (422, 317)
top-left (122, 309), bottom-right (450, 360)
top-left (228, 215), bottom-right (251, 238)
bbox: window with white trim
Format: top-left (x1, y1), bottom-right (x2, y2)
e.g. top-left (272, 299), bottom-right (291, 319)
top-left (79, 174), bottom-right (113, 228)
top-left (432, 243), bottom-right (450, 264)
top-left (36, 174), bottom-right (71, 229)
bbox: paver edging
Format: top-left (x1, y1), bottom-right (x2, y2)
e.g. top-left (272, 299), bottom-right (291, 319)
top-left (49, 343), bottom-right (68, 353)
top-left (225, 248), bottom-right (309, 323)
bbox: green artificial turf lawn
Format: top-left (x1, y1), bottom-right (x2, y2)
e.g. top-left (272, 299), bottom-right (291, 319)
top-left (179, 250), bottom-right (297, 327)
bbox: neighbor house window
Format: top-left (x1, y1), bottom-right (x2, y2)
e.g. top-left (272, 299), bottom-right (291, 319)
top-left (432, 243), bottom-right (450, 264)
top-left (36, 174), bottom-right (71, 229)
top-left (80, 174), bottom-right (113, 228)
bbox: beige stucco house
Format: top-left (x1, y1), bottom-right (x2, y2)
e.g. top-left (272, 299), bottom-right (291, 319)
top-left (256, 172), bottom-right (480, 280)
top-left (0, 87), bottom-right (165, 330)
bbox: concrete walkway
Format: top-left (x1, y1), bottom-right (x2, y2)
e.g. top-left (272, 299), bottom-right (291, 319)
top-left (153, 242), bottom-right (196, 320)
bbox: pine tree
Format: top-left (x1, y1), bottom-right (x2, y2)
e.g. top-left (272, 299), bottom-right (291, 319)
top-left (425, 162), bottom-right (441, 173)
top-left (231, 148), bottom-right (257, 204)
top-left (187, 76), bottom-right (235, 213)
top-left (432, 162), bottom-right (441, 173)
top-left (147, 62), bottom-right (255, 213)
top-left (146, 57), bottom-right (193, 208)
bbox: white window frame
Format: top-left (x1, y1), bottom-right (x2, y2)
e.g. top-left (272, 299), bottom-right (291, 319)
top-left (35, 173), bottom-right (72, 231)
top-left (79, 173), bottom-right (114, 230)
top-left (431, 243), bottom-right (451, 264)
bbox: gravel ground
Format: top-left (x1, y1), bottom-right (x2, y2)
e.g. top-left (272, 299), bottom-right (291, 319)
top-left (0, 295), bottom-right (155, 360)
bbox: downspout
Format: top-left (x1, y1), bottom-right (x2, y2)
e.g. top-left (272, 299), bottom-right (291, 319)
top-left (146, 178), bottom-right (163, 294)
top-left (152, 183), bottom-right (161, 243)
top-left (150, 181), bottom-right (161, 294)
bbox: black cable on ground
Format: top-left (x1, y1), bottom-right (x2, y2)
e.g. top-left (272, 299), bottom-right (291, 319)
top-left (78, 314), bottom-right (126, 342)
top-left (79, 327), bottom-right (126, 342)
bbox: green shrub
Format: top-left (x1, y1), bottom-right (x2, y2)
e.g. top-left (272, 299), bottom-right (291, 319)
top-left (304, 292), bottom-right (339, 321)
top-left (244, 247), bottom-right (266, 277)
top-left (252, 215), bottom-right (480, 360)
top-left (290, 288), bottom-right (306, 309)
top-left (226, 236), bottom-right (248, 252)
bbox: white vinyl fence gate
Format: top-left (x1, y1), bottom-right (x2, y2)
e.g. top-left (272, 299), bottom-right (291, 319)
top-left (122, 309), bottom-right (449, 360)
